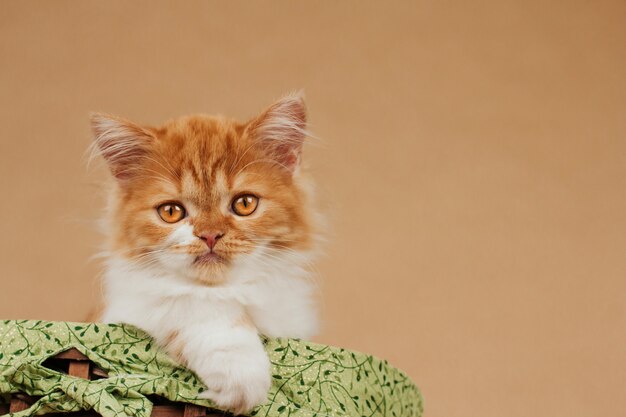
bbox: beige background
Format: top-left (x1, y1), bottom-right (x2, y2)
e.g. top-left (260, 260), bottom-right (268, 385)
top-left (1, 1), bottom-right (625, 416)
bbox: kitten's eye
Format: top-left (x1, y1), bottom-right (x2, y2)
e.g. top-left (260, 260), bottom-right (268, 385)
top-left (157, 202), bottom-right (186, 223)
top-left (231, 194), bottom-right (259, 216)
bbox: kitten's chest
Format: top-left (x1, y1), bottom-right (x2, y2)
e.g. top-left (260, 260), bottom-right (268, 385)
top-left (102, 276), bottom-right (246, 340)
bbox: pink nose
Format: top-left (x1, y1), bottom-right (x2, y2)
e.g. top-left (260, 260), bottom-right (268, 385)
top-left (198, 232), bottom-right (224, 251)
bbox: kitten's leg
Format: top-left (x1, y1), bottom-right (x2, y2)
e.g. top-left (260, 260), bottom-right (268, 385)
top-left (171, 321), bottom-right (271, 415)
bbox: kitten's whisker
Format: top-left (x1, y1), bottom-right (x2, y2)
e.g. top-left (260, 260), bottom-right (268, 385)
top-left (92, 245), bottom-right (163, 260)
top-left (228, 141), bottom-right (259, 176)
top-left (129, 167), bottom-right (178, 184)
top-left (136, 155), bottom-right (181, 181)
top-left (107, 245), bottom-right (164, 255)
top-left (234, 158), bottom-right (290, 177)
top-left (255, 247), bottom-right (313, 266)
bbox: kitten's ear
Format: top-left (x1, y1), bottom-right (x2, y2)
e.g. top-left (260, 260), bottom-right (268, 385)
top-left (90, 113), bottom-right (155, 180)
top-left (248, 92), bottom-right (308, 173)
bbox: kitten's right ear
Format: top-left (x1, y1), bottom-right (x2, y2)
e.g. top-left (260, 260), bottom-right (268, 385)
top-left (90, 113), bottom-right (155, 180)
top-left (247, 92), bottom-right (308, 174)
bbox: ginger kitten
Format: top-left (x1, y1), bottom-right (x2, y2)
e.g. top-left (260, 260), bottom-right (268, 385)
top-left (91, 93), bottom-right (320, 414)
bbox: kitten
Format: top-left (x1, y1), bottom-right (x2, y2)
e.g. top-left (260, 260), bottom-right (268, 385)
top-left (91, 93), bottom-right (320, 414)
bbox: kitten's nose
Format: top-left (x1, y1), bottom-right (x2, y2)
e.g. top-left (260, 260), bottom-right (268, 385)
top-left (198, 232), bottom-right (224, 251)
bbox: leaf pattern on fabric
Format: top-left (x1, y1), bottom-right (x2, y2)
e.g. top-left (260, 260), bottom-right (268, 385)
top-left (0, 321), bottom-right (423, 417)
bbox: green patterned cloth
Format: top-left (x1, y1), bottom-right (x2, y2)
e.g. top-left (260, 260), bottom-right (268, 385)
top-left (0, 320), bottom-right (422, 417)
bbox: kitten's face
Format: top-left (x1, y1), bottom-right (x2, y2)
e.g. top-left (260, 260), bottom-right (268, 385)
top-left (92, 94), bottom-right (313, 284)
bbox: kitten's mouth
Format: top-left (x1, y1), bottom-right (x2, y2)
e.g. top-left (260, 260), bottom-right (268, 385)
top-left (194, 251), bottom-right (224, 265)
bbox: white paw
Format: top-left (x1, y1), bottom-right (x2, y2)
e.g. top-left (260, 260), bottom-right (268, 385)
top-left (196, 350), bottom-right (271, 415)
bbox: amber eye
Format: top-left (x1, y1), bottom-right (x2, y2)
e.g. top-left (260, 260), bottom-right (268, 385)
top-left (157, 202), bottom-right (186, 223)
top-left (232, 194), bottom-right (259, 216)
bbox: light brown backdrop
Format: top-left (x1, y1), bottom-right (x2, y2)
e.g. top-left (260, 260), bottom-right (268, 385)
top-left (1, 2), bottom-right (625, 416)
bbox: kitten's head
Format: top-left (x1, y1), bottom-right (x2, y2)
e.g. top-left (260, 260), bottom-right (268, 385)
top-left (91, 93), bottom-right (317, 285)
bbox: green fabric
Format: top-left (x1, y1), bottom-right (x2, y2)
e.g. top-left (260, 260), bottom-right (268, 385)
top-left (0, 320), bottom-right (422, 417)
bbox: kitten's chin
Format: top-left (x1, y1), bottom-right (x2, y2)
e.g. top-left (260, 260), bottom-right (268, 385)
top-left (192, 253), bottom-right (231, 286)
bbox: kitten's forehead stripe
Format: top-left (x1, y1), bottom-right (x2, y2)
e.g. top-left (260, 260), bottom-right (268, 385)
top-left (181, 171), bottom-right (202, 205)
top-left (213, 170), bottom-right (229, 200)
top-left (187, 160), bottom-right (202, 186)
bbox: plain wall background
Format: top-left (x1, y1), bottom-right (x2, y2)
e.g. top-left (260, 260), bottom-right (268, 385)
top-left (1, 2), bottom-right (625, 416)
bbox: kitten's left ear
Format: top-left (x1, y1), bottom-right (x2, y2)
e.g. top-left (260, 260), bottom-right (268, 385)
top-left (248, 92), bottom-right (308, 173)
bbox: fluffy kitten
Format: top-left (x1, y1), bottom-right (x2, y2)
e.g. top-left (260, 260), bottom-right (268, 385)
top-left (91, 93), bottom-right (320, 414)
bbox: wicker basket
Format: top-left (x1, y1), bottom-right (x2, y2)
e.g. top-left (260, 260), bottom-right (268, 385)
top-left (0, 348), bottom-right (219, 417)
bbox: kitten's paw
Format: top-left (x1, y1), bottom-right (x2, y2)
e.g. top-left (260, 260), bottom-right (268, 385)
top-left (196, 353), bottom-right (271, 415)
